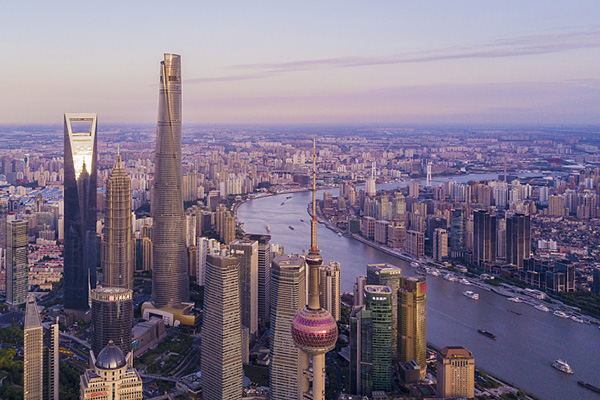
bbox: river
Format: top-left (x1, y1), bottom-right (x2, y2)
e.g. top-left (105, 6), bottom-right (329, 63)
top-left (237, 176), bottom-right (600, 400)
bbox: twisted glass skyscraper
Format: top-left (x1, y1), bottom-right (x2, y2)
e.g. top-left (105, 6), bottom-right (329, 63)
top-left (151, 53), bottom-right (189, 308)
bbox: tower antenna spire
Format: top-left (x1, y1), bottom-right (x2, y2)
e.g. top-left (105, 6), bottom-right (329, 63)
top-left (311, 138), bottom-right (317, 251)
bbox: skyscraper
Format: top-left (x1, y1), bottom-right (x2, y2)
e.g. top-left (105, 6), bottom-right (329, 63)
top-left (43, 318), bottom-right (59, 400)
top-left (366, 263), bottom-right (402, 359)
top-left (230, 238), bottom-right (259, 336)
top-left (433, 228), bottom-right (448, 262)
top-left (24, 294), bottom-right (44, 400)
top-left (292, 140), bottom-right (338, 400)
top-left (91, 287), bottom-right (133, 357)
top-left (365, 285), bottom-right (393, 392)
top-left (102, 154), bottom-right (134, 289)
top-left (319, 261), bottom-right (341, 322)
top-left (450, 208), bottom-right (466, 258)
top-left (6, 214), bottom-right (28, 307)
top-left (349, 304), bottom-right (371, 396)
top-left (436, 346), bottom-right (475, 399)
top-left (506, 213), bottom-right (531, 268)
top-left (242, 233), bottom-right (272, 325)
top-left (63, 113), bottom-right (97, 317)
top-left (143, 53), bottom-right (193, 325)
top-left (201, 254), bottom-right (243, 400)
top-left (473, 209), bottom-right (497, 266)
top-left (398, 276), bottom-right (427, 379)
top-left (270, 255), bottom-right (307, 400)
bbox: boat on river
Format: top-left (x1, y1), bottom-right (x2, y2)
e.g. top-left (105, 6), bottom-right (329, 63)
top-left (478, 329), bottom-right (497, 340)
top-left (578, 381), bottom-right (600, 394)
top-left (552, 359), bottom-right (574, 374)
top-left (508, 297), bottom-right (523, 303)
top-left (410, 261), bottom-right (419, 268)
top-left (463, 291), bottom-right (479, 300)
top-left (265, 224), bottom-right (271, 232)
top-left (459, 278), bottom-right (471, 285)
top-left (288, 225), bottom-right (294, 230)
top-left (443, 273), bottom-right (457, 282)
top-left (571, 315), bottom-right (585, 324)
top-left (508, 309), bottom-right (522, 316)
top-left (553, 310), bottom-right (570, 318)
top-left (534, 304), bottom-right (550, 312)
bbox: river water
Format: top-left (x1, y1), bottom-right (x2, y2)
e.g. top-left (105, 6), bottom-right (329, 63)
top-left (237, 176), bottom-right (600, 400)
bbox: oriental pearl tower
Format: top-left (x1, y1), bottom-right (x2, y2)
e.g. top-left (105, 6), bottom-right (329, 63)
top-left (292, 140), bottom-right (338, 400)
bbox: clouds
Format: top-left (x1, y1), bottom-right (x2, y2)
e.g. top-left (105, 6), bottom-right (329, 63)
top-left (187, 27), bottom-right (600, 83)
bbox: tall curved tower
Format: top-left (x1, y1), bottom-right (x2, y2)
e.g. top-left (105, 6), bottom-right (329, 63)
top-left (292, 140), bottom-right (338, 400)
top-left (151, 53), bottom-right (189, 308)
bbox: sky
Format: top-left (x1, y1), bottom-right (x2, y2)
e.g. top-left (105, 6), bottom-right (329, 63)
top-left (1, 1), bottom-right (599, 125)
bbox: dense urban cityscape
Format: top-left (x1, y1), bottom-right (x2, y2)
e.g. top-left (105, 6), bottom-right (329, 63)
top-left (2, 2), bottom-right (600, 400)
top-left (1, 53), bottom-right (599, 399)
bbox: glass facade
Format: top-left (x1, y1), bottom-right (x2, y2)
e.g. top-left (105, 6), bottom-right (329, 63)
top-left (91, 288), bottom-right (133, 357)
top-left (63, 113), bottom-right (97, 312)
top-left (152, 53), bottom-right (189, 308)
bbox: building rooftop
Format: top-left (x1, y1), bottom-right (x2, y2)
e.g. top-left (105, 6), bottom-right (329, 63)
top-left (440, 346), bottom-right (473, 359)
top-left (364, 284), bottom-right (392, 293)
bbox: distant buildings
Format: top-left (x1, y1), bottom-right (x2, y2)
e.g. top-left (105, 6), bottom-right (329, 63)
top-left (436, 346), bottom-right (475, 399)
top-left (473, 209), bottom-right (497, 266)
top-left (406, 230), bottom-right (424, 259)
top-left (398, 276), bottom-right (427, 379)
top-left (80, 341), bottom-right (143, 399)
top-left (270, 254), bottom-right (307, 400)
top-left (102, 154), bottom-right (134, 289)
top-left (201, 254), bottom-right (243, 400)
top-left (6, 214), bottom-right (28, 307)
top-left (594, 267), bottom-right (600, 294)
top-left (506, 213), bottom-right (531, 268)
top-left (63, 112), bottom-right (98, 318)
top-left (91, 287), bottom-right (133, 357)
top-left (433, 228), bottom-right (448, 262)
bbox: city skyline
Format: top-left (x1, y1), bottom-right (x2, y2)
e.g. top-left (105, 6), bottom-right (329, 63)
top-left (1, 2), bottom-right (599, 125)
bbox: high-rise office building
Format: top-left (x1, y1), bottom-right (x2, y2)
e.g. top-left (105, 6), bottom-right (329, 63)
top-left (201, 254), bottom-right (243, 400)
top-left (406, 230), bottom-right (425, 259)
top-left (270, 255), bottom-right (308, 400)
top-left (319, 261), bottom-right (341, 321)
top-left (230, 238), bottom-right (259, 336)
top-left (81, 341), bottom-right (143, 399)
top-left (349, 304), bottom-right (371, 396)
top-left (473, 210), bottom-right (497, 266)
top-left (143, 53), bottom-right (193, 326)
top-left (242, 233), bottom-right (272, 324)
top-left (292, 141), bottom-right (338, 400)
top-left (436, 346), bottom-right (475, 399)
top-left (450, 208), bottom-right (466, 258)
top-left (398, 276), bottom-right (427, 379)
top-left (6, 215), bottom-right (28, 307)
top-left (366, 162), bottom-right (376, 197)
top-left (433, 228), bottom-right (448, 262)
top-left (365, 285), bottom-right (393, 392)
top-left (366, 264), bottom-right (402, 359)
top-left (102, 154), bottom-right (134, 289)
top-left (91, 287), bottom-right (133, 357)
top-left (63, 113), bottom-right (97, 317)
top-left (353, 275), bottom-right (367, 307)
top-left (24, 294), bottom-right (44, 400)
top-left (506, 213), bottom-right (531, 268)
top-left (43, 318), bottom-right (59, 400)
top-left (409, 181), bottom-right (420, 198)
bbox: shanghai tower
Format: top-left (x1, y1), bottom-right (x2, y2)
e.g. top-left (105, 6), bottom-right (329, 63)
top-left (143, 53), bottom-right (193, 325)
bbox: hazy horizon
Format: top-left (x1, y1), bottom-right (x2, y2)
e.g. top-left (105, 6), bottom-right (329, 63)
top-left (1, 1), bottom-right (599, 125)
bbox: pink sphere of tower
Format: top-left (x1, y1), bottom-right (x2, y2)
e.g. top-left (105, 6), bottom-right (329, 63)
top-left (292, 307), bottom-right (338, 355)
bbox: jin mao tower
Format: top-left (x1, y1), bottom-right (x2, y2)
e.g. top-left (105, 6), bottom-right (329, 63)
top-left (102, 154), bottom-right (134, 289)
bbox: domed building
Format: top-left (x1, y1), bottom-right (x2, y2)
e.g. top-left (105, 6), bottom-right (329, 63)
top-left (80, 341), bottom-right (143, 400)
